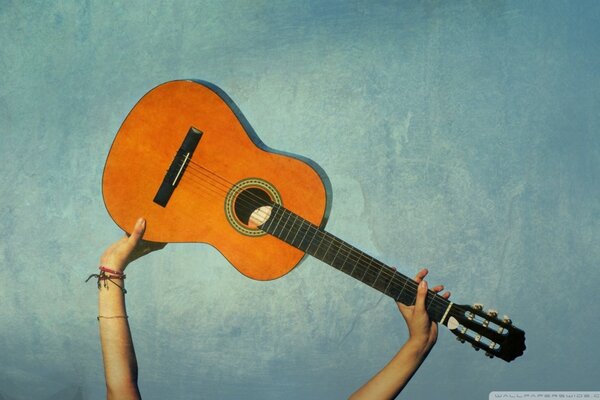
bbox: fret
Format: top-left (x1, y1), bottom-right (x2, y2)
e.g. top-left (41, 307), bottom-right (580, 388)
top-left (336, 246), bottom-right (352, 272)
top-left (298, 222), bottom-right (318, 253)
top-left (427, 294), bottom-right (447, 322)
top-left (381, 270), bottom-right (395, 296)
top-left (359, 259), bottom-right (373, 285)
top-left (284, 213), bottom-right (300, 244)
top-left (351, 257), bottom-right (369, 282)
top-left (370, 266), bottom-right (384, 290)
top-left (269, 206), bottom-right (286, 237)
top-left (278, 210), bottom-right (294, 239)
top-left (425, 292), bottom-right (433, 311)
top-left (367, 263), bottom-right (383, 286)
top-left (388, 277), bottom-right (411, 304)
top-left (329, 240), bottom-right (343, 268)
top-left (307, 229), bottom-right (325, 255)
top-left (320, 235), bottom-right (337, 265)
top-left (331, 246), bottom-right (350, 271)
top-left (397, 292), bottom-right (414, 306)
top-left (292, 216), bottom-right (308, 248)
top-left (348, 251), bottom-right (362, 277)
top-left (313, 233), bottom-right (332, 260)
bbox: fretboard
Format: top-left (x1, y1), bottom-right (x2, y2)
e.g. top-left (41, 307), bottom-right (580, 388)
top-left (260, 204), bottom-right (451, 323)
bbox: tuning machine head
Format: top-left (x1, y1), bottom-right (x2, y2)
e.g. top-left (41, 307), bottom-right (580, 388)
top-left (502, 315), bottom-right (512, 324)
top-left (473, 303), bottom-right (484, 311)
top-left (487, 309), bottom-right (498, 318)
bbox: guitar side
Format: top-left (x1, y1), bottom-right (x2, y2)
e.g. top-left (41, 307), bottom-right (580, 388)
top-left (102, 80), bottom-right (331, 280)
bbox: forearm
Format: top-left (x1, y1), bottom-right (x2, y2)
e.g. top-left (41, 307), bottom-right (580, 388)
top-left (349, 338), bottom-right (431, 400)
top-left (98, 277), bottom-right (141, 400)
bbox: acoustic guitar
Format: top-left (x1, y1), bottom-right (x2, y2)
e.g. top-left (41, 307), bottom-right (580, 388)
top-left (102, 80), bottom-right (525, 362)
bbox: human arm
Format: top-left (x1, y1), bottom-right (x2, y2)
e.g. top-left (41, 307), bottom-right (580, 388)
top-left (349, 269), bottom-right (450, 400)
top-left (96, 218), bottom-right (165, 400)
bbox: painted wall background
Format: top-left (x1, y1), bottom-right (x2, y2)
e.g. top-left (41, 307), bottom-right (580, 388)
top-left (1, 0), bottom-right (598, 399)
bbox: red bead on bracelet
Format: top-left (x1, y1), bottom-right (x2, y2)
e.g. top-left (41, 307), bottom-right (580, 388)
top-left (99, 266), bottom-right (125, 276)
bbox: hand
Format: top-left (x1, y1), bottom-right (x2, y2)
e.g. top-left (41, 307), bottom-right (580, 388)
top-left (396, 268), bottom-right (450, 352)
top-left (100, 218), bottom-right (166, 273)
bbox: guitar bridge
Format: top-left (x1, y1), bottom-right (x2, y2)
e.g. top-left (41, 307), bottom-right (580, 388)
top-left (153, 127), bottom-right (203, 207)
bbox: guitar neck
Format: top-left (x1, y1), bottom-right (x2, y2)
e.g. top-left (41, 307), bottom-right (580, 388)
top-left (260, 204), bottom-right (452, 324)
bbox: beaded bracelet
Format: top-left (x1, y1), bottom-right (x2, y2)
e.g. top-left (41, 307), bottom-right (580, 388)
top-left (99, 266), bottom-right (125, 276)
top-left (85, 269), bottom-right (127, 294)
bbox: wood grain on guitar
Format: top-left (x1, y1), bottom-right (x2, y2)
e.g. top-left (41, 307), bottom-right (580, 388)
top-left (102, 80), bottom-right (525, 362)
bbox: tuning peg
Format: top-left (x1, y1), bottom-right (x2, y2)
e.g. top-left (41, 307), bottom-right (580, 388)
top-left (485, 351), bottom-right (495, 358)
top-left (503, 315), bottom-right (512, 324)
top-left (456, 336), bottom-right (466, 343)
top-left (472, 344), bottom-right (480, 351)
top-left (473, 303), bottom-right (484, 311)
top-left (487, 309), bottom-right (498, 318)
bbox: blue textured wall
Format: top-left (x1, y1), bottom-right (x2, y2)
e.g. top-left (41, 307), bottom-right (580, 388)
top-left (1, 1), bottom-right (599, 399)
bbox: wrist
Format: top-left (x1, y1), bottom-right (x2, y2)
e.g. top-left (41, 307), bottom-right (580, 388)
top-left (100, 265), bottom-right (126, 275)
top-left (405, 336), bottom-right (433, 356)
top-left (87, 267), bottom-right (128, 295)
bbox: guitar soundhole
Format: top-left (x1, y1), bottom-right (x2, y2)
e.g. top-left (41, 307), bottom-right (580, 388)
top-left (234, 187), bottom-right (272, 225)
top-left (224, 178), bottom-right (282, 237)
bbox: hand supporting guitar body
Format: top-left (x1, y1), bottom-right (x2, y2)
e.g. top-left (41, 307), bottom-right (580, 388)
top-left (95, 218), bottom-right (165, 400)
top-left (94, 218), bottom-right (449, 399)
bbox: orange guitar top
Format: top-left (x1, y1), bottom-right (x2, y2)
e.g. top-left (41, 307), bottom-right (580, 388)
top-left (102, 80), bottom-right (331, 280)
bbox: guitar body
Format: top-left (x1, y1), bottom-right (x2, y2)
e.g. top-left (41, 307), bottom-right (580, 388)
top-left (102, 80), bottom-right (331, 280)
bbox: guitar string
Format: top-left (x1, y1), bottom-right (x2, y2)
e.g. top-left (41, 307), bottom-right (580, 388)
top-left (158, 156), bottom-right (507, 345)
top-left (178, 158), bottom-right (480, 323)
top-left (181, 157), bottom-right (447, 300)
top-left (176, 156), bottom-right (463, 317)
top-left (173, 158), bottom-right (460, 318)
top-left (180, 161), bottom-right (438, 299)
top-left (165, 154), bottom-right (506, 328)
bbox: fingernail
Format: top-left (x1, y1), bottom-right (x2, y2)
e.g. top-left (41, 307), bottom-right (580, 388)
top-left (420, 280), bottom-right (426, 289)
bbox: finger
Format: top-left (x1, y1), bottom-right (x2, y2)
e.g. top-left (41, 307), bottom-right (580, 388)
top-left (126, 218), bottom-right (146, 249)
top-left (441, 291), bottom-right (451, 299)
top-left (414, 268), bottom-right (428, 283)
top-left (415, 279), bottom-right (427, 312)
top-left (431, 284), bottom-right (444, 293)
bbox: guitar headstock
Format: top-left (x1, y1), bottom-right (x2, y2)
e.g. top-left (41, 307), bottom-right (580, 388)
top-left (443, 303), bottom-right (526, 362)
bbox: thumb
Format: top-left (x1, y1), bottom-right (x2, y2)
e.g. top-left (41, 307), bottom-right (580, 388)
top-left (126, 218), bottom-right (146, 248)
top-left (415, 279), bottom-right (427, 312)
